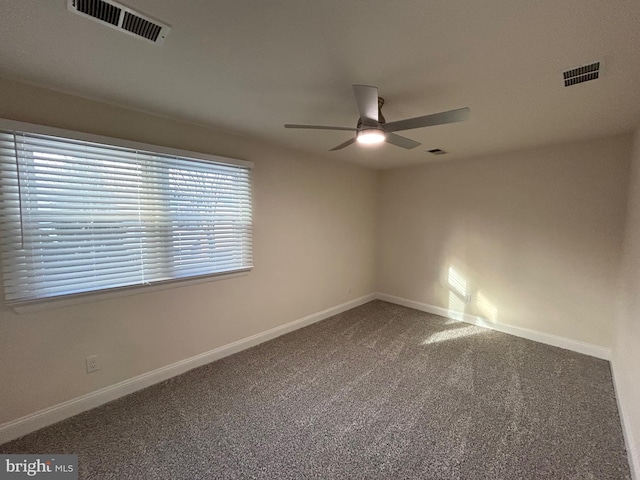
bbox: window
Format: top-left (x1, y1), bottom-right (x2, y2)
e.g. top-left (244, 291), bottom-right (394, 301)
top-left (0, 120), bottom-right (253, 305)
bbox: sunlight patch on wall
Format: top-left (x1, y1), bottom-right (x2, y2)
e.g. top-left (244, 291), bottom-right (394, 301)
top-left (448, 291), bottom-right (466, 321)
top-left (447, 266), bottom-right (468, 298)
top-left (476, 291), bottom-right (498, 322)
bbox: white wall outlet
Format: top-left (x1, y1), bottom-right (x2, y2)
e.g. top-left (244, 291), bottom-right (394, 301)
top-left (86, 355), bottom-right (100, 374)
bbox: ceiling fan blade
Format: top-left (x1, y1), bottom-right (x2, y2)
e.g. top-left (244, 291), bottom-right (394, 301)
top-left (384, 133), bottom-right (421, 149)
top-left (385, 107), bottom-right (470, 133)
top-left (352, 85), bottom-right (379, 123)
top-left (329, 137), bottom-right (357, 151)
top-left (284, 124), bottom-right (357, 131)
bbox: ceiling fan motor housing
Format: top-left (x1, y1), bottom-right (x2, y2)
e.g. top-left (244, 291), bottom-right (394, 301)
top-left (356, 125), bottom-right (386, 144)
top-left (357, 97), bottom-right (386, 130)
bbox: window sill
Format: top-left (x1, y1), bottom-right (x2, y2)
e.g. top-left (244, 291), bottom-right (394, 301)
top-left (10, 269), bottom-right (252, 314)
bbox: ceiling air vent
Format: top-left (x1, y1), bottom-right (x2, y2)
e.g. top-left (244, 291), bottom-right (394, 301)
top-left (563, 61), bottom-right (600, 87)
top-left (68, 0), bottom-right (170, 45)
top-left (427, 148), bottom-right (447, 155)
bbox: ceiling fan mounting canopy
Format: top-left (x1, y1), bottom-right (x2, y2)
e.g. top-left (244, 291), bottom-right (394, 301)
top-left (284, 85), bottom-right (470, 152)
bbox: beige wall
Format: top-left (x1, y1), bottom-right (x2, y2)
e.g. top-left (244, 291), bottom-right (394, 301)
top-left (0, 77), bottom-right (378, 424)
top-left (377, 137), bottom-right (631, 347)
top-left (614, 126), bottom-right (640, 477)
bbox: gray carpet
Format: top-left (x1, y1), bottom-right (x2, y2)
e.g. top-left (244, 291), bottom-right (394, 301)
top-left (1, 300), bottom-right (631, 479)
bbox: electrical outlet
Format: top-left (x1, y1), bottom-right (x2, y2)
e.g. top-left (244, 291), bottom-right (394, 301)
top-left (86, 355), bottom-right (100, 374)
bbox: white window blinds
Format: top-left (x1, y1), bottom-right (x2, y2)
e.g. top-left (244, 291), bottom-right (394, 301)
top-left (0, 125), bottom-right (253, 304)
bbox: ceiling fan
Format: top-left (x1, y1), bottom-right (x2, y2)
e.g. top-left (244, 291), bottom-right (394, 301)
top-left (284, 85), bottom-right (470, 151)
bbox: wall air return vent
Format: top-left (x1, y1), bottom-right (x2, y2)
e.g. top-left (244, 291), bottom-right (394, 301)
top-left (563, 61), bottom-right (600, 87)
top-left (68, 0), bottom-right (170, 45)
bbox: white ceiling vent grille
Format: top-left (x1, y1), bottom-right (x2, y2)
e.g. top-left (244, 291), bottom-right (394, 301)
top-left (68, 0), bottom-right (170, 45)
top-left (427, 148), bottom-right (447, 155)
top-left (563, 61), bottom-right (600, 87)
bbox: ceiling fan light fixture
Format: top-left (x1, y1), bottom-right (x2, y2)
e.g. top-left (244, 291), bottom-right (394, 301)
top-left (357, 128), bottom-right (385, 145)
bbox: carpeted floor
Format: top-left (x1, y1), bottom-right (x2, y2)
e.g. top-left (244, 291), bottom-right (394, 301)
top-left (0, 300), bottom-right (631, 479)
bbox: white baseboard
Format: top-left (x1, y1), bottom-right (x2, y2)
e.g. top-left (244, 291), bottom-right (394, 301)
top-left (375, 292), bottom-right (611, 360)
top-left (610, 358), bottom-right (639, 480)
top-left (0, 293), bottom-right (376, 445)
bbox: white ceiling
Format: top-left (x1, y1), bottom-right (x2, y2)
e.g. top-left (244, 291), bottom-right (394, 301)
top-left (1, 0), bottom-right (640, 169)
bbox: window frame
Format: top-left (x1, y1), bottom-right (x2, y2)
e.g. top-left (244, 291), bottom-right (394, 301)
top-left (0, 118), bottom-right (254, 311)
